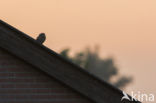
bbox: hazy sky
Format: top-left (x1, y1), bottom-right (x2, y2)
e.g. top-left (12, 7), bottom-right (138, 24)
top-left (0, 0), bottom-right (156, 98)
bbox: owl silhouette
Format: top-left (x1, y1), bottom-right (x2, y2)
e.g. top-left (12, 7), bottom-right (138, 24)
top-left (36, 33), bottom-right (46, 44)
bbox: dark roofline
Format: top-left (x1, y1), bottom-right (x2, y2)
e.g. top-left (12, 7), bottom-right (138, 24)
top-left (0, 20), bottom-right (140, 103)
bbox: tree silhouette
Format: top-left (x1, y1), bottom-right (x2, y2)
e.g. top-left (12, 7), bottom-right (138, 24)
top-left (60, 46), bottom-right (132, 89)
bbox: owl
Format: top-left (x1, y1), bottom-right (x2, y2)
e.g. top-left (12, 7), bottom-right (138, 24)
top-left (36, 33), bottom-right (46, 44)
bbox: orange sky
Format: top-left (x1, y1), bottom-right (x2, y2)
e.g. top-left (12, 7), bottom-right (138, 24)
top-left (0, 0), bottom-right (156, 98)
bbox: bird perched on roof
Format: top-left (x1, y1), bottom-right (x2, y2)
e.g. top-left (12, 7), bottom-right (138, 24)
top-left (36, 33), bottom-right (46, 44)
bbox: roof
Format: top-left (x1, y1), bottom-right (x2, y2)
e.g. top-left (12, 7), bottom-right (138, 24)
top-left (0, 20), bottom-right (140, 103)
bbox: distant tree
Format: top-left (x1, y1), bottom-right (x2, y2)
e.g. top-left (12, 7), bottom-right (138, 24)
top-left (60, 46), bottom-right (132, 89)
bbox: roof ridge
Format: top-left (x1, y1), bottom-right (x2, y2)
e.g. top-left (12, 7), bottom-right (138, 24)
top-left (0, 20), bottom-right (140, 103)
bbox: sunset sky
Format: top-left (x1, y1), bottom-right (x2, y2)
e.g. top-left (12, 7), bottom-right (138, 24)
top-left (0, 0), bottom-right (156, 97)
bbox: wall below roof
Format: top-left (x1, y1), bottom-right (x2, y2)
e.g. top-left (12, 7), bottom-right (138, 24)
top-left (0, 48), bottom-right (92, 103)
